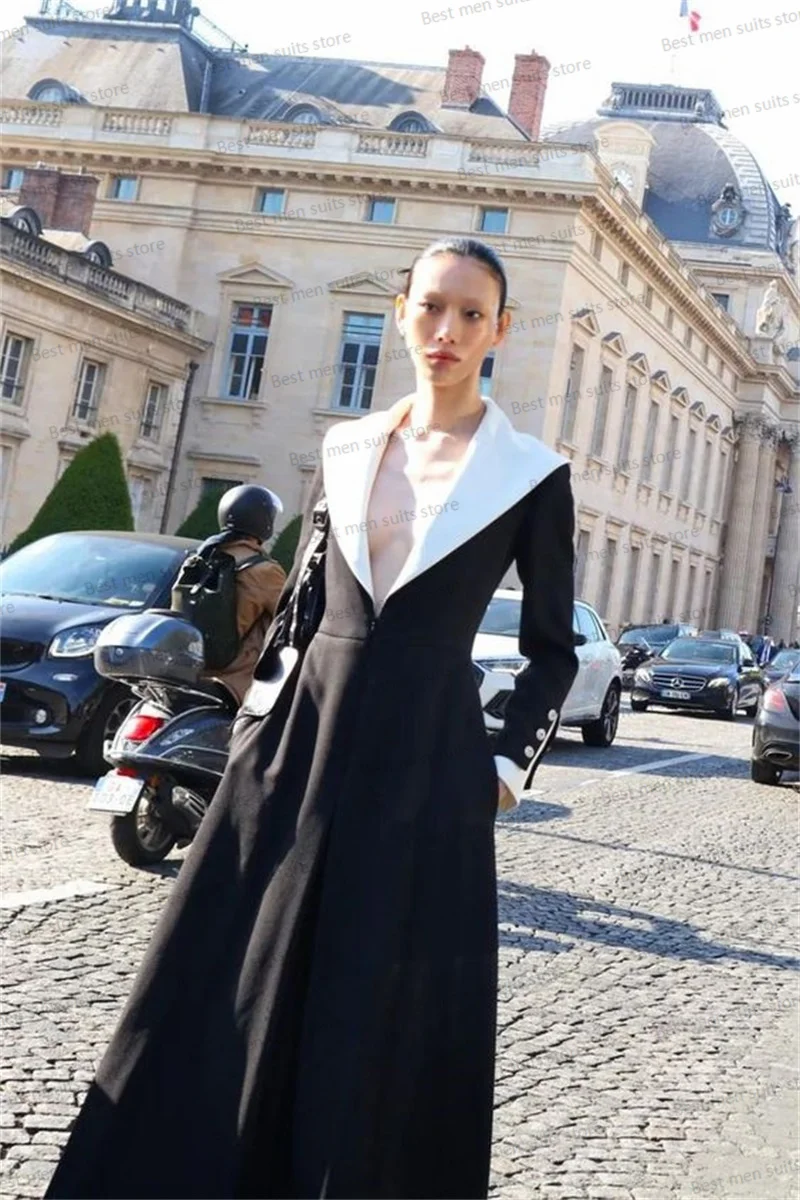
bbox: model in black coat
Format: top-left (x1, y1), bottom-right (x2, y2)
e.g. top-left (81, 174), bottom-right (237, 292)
top-left (45, 244), bottom-right (579, 1200)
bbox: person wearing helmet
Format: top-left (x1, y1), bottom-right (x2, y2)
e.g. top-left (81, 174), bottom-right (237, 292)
top-left (199, 484), bottom-right (287, 705)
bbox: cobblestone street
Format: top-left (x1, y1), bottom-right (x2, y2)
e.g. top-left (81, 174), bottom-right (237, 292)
top-left (2, 702), bottom-right (798, 1199)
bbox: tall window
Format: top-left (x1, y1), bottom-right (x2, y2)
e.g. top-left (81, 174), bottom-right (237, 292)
top-left (646, 551), bottom-right (662, 621)
top-left (703, 568), bottom-right (713, 627)
top-left (140, 382), bottom-right (166, 441)
top-left (334, 312), bottom-right (384, 411)
top-left (680, 427), bottom-right (698, 502)
top-left (666, 557), bottom-right (681, 619)
top-left (575, 529), bottom-right (590, 598)
top-left (72, 359), bottom-right (106, 424)
top-left (698, 438), bottom-right (713, 511)
top-left (0, 443), bottom-right (14, 511)
top-left (622, 544), bottom-right (642, 625)
top-left (480, 208), bottom-right (508, 234)
top-left (644, 285), bottom-right (654, 310)
top-left (224, 304), bottom-right (272, 400)
top-left (0, 333), bottom-right (33, 405)
top-left (257, 188), bottom-right (285, 215)
top-left (109, 175), bottom-right (139, 201)
top-left (366, 198), bottom-right (396, 224)
top-left (619, 261), bottom-right (629, 287)
top-left (640, 401), bottom-right (660, 482)
top-left (683, 325), bottom-right (693, 350)
top-left (665, 307), bottom-right (675, 332)
top-left (589, 365), bottom-right (613, 457)
top-left (597, 537), bottom-right (617, 619)
top-left (480, 353), bottom-right (495, 397)
top-left (715, 448), bottom-right (729, 517)
top-left (200, 476), bottom-right (242, 499)
top-left (685, 563), bottom-right (698, 622)
top-left (662, 414), bottom-right (679, 491)
top-left (128, 476), bottom-right (154, 531)
top-left (591, 232), bottom-right (604, 262)
top-left (559, 344), bottom-right (584, 444)
top-left (616, 384), bottom-right (637, 470)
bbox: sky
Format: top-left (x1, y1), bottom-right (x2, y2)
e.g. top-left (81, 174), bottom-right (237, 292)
top-left (6, 0), bottom-right (800, 214)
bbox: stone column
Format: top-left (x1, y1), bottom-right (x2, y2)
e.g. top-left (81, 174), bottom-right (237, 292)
top-left (716, 416), bottom-right (763, 631)
top-left (768, 435), bottom-right (800, 643)
top-left (742, 421), bottom-right (779, 631)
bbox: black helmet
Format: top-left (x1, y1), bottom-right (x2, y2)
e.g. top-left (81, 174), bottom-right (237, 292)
top-left (217, 485), bottom-right (283, 543)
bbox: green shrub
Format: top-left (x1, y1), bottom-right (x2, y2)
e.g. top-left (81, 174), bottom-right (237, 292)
top-left (175, 485), bottom-right (227, 540)
top-left (270, 514), bottom-right (302, 573)
top-left (8, 433), bottom-right (134, 555)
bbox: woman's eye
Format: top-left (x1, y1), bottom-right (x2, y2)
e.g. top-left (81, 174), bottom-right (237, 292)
top-left (466, 310), bottom-right (483, 319)
top-left (420, 301), bottom-right (437, 311)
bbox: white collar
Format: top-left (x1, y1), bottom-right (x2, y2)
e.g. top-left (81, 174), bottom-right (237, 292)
top-left (321, 395), bottom-right (568, 609)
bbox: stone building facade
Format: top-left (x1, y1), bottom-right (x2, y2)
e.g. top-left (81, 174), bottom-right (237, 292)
top-left (1, 0), bottom-right (798, 639)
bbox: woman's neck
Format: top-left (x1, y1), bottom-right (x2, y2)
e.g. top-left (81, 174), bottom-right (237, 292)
top-left (405, 379), bottom-right (486, 438)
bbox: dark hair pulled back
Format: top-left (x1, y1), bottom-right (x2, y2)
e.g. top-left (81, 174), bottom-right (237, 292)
top-left (401, 237), bottom-right (508, 316)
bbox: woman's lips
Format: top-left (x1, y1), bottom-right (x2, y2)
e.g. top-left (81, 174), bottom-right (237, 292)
top-left (425, 351), bottom-right (460, 362)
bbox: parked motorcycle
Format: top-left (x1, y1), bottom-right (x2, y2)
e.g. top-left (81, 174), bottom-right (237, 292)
top-left (617, 640), bottom-right (654, 690)
top-left (88, 609), bottom-right (236, 866)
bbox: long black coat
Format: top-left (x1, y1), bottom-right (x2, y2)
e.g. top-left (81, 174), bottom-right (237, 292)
top-left (45, 395), bottom-right (579, 1200)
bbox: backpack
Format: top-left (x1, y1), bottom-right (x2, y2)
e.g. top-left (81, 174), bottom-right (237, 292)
top-left (170, 543), bottom-right (268, 671)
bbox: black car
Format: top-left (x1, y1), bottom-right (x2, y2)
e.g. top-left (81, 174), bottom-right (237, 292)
top-left (0, 530), bottom-right (199, 774)
top-left (615, 622), bottom-right (698, 688)
top-left (751, 663), bottom-right (800, 784)
top-left (630, 636), bottom-right (764, 719)
top-left (762, 647), bottom-right (800, 684)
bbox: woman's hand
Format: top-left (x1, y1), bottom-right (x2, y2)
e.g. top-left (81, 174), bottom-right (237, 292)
top-left (497, 779), bottom-right (516, 814)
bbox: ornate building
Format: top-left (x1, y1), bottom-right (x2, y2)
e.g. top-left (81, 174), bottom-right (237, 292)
top-left (1, 1), bottom-right (798, 638)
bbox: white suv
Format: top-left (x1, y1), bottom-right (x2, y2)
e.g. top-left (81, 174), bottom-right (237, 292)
top-left (472, 589), bottom-right (623, 748)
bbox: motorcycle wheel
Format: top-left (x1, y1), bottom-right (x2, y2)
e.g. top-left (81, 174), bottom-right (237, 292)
top-left (111, 792), bottom-right (176, 866)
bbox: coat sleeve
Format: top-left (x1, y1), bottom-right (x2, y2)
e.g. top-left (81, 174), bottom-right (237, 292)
top-left (490, 463), bottom-right (579, 806)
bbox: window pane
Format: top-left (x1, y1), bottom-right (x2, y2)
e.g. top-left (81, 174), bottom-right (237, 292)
top-left (111, 176), bottom-right (138, 200)
top-left (258, 189), bottom-right (285, 215)
top-left (367, 199), bottom-right (396, 224)
top-left (480, 208), bottom-right (508, 234)
top-left (590, 366), bottom-right (613, 457)
top-left (335, 312), bottom-right (385, 411)
top-left (1, 334), bottom-right (31, 404)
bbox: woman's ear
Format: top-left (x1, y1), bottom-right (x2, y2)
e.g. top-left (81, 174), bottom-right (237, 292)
top-left (492, 309), bottom-right (512, 347)
top-left (395, 293), bottom-right (407, 335)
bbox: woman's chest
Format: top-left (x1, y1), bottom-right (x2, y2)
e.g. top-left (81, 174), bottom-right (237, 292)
top-left (365, 446), bottom-right (465, 574)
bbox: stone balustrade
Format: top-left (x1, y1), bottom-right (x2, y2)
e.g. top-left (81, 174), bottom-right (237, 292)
top-left (355, 133), bottom-right (429, 158)
top-left (246, 125), bottom-right (317, 149)
top-left (0, 103), bottom-right (62, 127)
top-left (102, 111), bottom-right (173, 137)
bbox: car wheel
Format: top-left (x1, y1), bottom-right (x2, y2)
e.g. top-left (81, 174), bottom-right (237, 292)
top-left (111, 794), bottom-right (176, 866)
top-left (630, 699), bottom-right (648, 713)
top-left (582, 684), bottom-right (621, 747)
top-left (75, 686), bottom-right (136, 778)
top-left (750, 758), bottom-right (781, 785)
top-left (720, 686), bottom-right (739, 721)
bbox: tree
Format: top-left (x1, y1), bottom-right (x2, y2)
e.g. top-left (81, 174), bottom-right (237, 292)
top-left (8, 433), bottom-right (134, 555)
top-left (270, 515), bottom-right (302, 573)
top-left (175, 485), bottom-right (226, 540)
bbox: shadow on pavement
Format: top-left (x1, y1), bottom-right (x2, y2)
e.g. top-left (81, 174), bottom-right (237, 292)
top-left (500, 800), bottom-right (572, 825)
top-left (497, 880), bottom-right (800, 969)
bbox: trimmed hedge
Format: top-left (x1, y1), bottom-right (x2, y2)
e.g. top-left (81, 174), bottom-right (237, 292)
top-left (8, 433), bottom-right (134, 555)
top-left (175, 485), bottom-right (227, 540)
top-left (270, 515), bottom-right (302, 574)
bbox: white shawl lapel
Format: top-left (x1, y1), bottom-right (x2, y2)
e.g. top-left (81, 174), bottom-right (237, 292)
top-left (321, 395), bottom-right (569, 609)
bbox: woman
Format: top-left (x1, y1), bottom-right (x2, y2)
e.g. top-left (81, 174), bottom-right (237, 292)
top-left (45, 238), bottom-right (579, 1200)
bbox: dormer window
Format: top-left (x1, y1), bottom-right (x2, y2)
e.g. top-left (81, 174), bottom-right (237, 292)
top-left (28, 79), bottom-right (85, 104)
top-left (391, 113), bottom-right (428, 133)
top-left (84, 242), bottom-right (113, 268)
top-left (286, 106), bottom-right (321, 125)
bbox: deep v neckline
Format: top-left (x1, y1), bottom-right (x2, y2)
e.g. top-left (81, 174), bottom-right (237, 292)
top-left (364, 403), bottom-right (487, 616)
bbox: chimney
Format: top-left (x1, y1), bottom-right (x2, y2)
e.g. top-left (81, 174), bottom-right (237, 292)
top-left (442, 46), bottom-right (485, 108)
top-left (508, 51), bottom-right (551, 140)
top-left (19, 166), bottom-right (99, 237)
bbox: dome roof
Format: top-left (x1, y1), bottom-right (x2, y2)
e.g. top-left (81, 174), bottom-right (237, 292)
top-left (544, 83), bottom-right (793, 265)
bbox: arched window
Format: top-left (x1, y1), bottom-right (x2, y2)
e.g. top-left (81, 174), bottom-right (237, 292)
top-left (29, 79), bottom-right (67, 103)
top-left (286, 106), bottom-right (321, 125)
top-left (84, 241), bottom-right (113, 268)
top-left (394, 115), bottom-right (426, 133)
top-left (8, 207), bottom-right (42, 237)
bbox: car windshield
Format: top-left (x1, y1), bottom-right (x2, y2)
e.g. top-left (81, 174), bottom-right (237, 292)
top-left (479, 597), bottom-right (522, 637)
top-left (0, 534), bottom-right (183, 609)
top-left (771, 649), bottom-right (800, 671)
top-left (619, 625), bottom-right (674, 645)
top-left (661, 639), bottom-right (736, 664)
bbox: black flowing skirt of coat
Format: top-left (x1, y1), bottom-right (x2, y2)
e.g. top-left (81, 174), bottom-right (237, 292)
top-left (45, 461), bottom-right (579, 1200)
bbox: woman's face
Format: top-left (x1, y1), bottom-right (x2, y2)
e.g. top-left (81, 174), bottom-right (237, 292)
top-left (395, 253), bottom-right (510, 390)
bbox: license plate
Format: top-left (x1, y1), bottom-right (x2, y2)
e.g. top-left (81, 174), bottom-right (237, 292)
top-left (661, 688), bottom-right (691, 700)
top-left (0, 681), bottom-right (5, 702)
top-left (89, 773), bottom-right (146, 815)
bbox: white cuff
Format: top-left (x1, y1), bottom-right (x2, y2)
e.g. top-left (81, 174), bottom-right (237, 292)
top-left (494, 756), bottom-right (526, 808)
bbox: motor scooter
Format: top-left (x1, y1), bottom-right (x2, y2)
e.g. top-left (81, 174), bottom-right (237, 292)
top-left (88, 609), bottom-right (237, 867)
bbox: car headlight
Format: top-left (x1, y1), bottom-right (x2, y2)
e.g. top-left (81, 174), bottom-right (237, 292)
top-left (634, 667), bottom-right (652, 682)
top-left (474, 657), bottom-right (528, 676)
top-left (48, 625), bottom-right (105, 658)
top-left (707, 676), bottom-right (733, 688)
